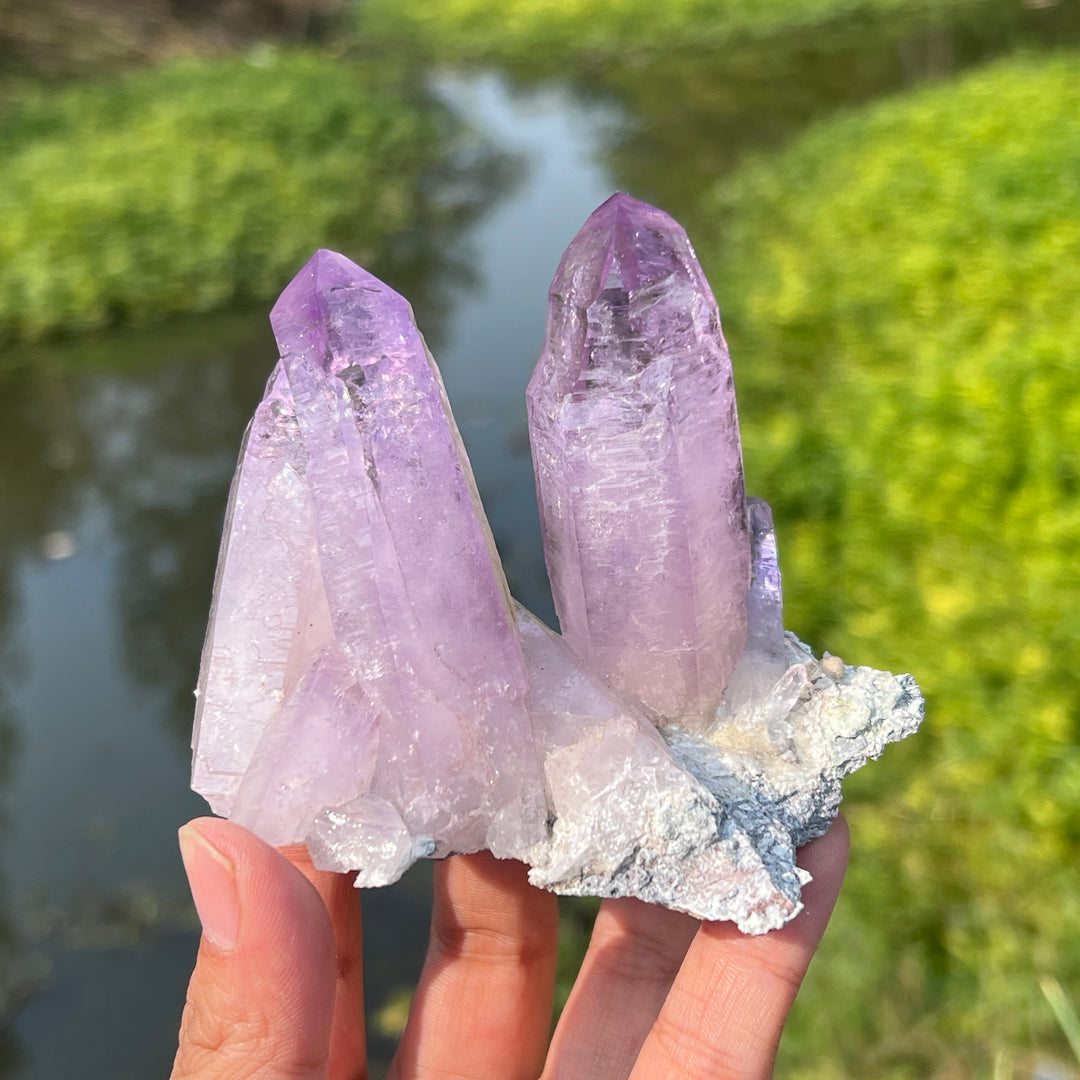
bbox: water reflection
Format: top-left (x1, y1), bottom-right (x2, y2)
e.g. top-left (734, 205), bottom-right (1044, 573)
top-left (0, 359), bottom-right (88, 1075)
top-left (0, 125), bottom-right (518, 1076)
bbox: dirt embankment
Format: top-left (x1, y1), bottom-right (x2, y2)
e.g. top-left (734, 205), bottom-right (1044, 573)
top-left (0, 0), bottom-right (346, 75)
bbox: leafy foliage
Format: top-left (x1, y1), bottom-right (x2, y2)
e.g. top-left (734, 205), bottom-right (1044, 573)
top-left (691, 51), bottom-right (1080, 1076)
top-left (357, 0), bottom-right (996, 62)
top-left (0, 51), bottom-right (443, 340)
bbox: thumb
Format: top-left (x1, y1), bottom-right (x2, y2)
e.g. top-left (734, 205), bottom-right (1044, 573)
top-left (171, 817), bottom-right (336, 1080)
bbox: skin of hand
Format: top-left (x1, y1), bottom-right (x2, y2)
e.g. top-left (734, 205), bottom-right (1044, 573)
top-left (171, 814), bottom-right (849, 1080)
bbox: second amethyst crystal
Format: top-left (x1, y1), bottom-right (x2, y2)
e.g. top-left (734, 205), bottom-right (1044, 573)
top-left (528, 193), bottom-right (751, 729)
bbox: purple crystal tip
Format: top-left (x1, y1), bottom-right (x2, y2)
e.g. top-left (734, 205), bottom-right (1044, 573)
top-left (269, 249), bottom-right (417, 379)
top-left (549, 191), bottom-right (701, 303)
top-left (271, 249), bottom-right (375, 325)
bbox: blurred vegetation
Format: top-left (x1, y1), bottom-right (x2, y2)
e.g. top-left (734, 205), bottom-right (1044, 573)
top-left (355, 0), bottom-right (1080, 228)
top-left (689, 50), bottom-right (1080, 1077)
top-left (0, 50), bottom-right (448, 341)
top-left (1, 0), bottom-right (1077, 1075)
top-left (0, 0), bottom-right (349, 77)
top-left (1042, 977), bottom-right (1080, 1068)
top-left (357, 0), bottom-right (1027, 64)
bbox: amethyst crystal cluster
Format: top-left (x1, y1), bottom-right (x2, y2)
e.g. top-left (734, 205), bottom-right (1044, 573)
top-left (192, 194), bottom-right (922, 933)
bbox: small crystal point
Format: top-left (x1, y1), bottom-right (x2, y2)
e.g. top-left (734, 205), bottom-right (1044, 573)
top-left (719, 497), bottom-right (792, 731)
top-left (528, 192), bottom-right (751, 729)
top-left (745, 498), bottom-right (786, 663)
top-left (194, 250), bottom-right (547, 875)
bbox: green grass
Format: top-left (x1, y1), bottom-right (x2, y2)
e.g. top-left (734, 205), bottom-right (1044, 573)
top-left (0, 51), bottom-right (444, 341)
top-left (1041, 977), bottom-right (1080, 1066)
top-left (689, 50), bottom-right (1080, 1076)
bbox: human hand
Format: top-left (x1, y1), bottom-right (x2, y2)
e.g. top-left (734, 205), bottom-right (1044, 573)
top-left (170, 814), bottom-right (848, 1080)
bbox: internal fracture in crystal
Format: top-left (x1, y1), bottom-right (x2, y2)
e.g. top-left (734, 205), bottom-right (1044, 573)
top-left (192, 198), bottom-right (923, 934)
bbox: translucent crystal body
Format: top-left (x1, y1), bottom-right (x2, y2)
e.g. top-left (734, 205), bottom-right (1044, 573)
top-left (192, 251), bottom-right (546, 880)
top-left (527, 193), bottom-right (750, 728)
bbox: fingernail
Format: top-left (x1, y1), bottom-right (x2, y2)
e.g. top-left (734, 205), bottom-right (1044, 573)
top-left (179, 822), bottom-right (240, 951)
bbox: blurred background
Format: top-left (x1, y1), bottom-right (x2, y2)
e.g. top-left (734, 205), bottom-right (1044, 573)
top-left (1, 0), bottom-right (1079, 1076)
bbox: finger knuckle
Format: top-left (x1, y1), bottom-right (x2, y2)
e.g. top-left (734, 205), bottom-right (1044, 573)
top-left (174, 990), bottom-right (326, 1080)
top-left (650, 1012), bottom-right (757, 1079)
top-left (432, 920), bottom-right (532, 966)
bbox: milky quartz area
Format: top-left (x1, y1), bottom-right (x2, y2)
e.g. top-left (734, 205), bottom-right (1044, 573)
top-left (192, 196), bottom-right (923, 933)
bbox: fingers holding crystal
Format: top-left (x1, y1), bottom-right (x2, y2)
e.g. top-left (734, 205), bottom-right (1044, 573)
top-left (171, 819), bottom-right (337, 1080)
top-left (628, 816), bottom-right (850, 1080)
top-left (278, 845), bottom-right (368, 1080)
top-left (389, 853), bottom-right (559, 1080)
top-left (544, 897), bottom-right (699, 1080)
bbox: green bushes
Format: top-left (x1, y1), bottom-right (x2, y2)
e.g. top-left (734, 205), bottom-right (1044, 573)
top-left (0, 52), bottom-right (442, 340)
top-left (358, 0), bottom-right (992, 61)
top-left (694, 51), bottom-right (1080, 1074)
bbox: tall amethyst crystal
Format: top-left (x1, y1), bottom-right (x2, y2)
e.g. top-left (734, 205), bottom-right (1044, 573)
top-left (193, 250), bottom-right (546, 882)
top-left (527, 192), bottom-right (751, 729)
